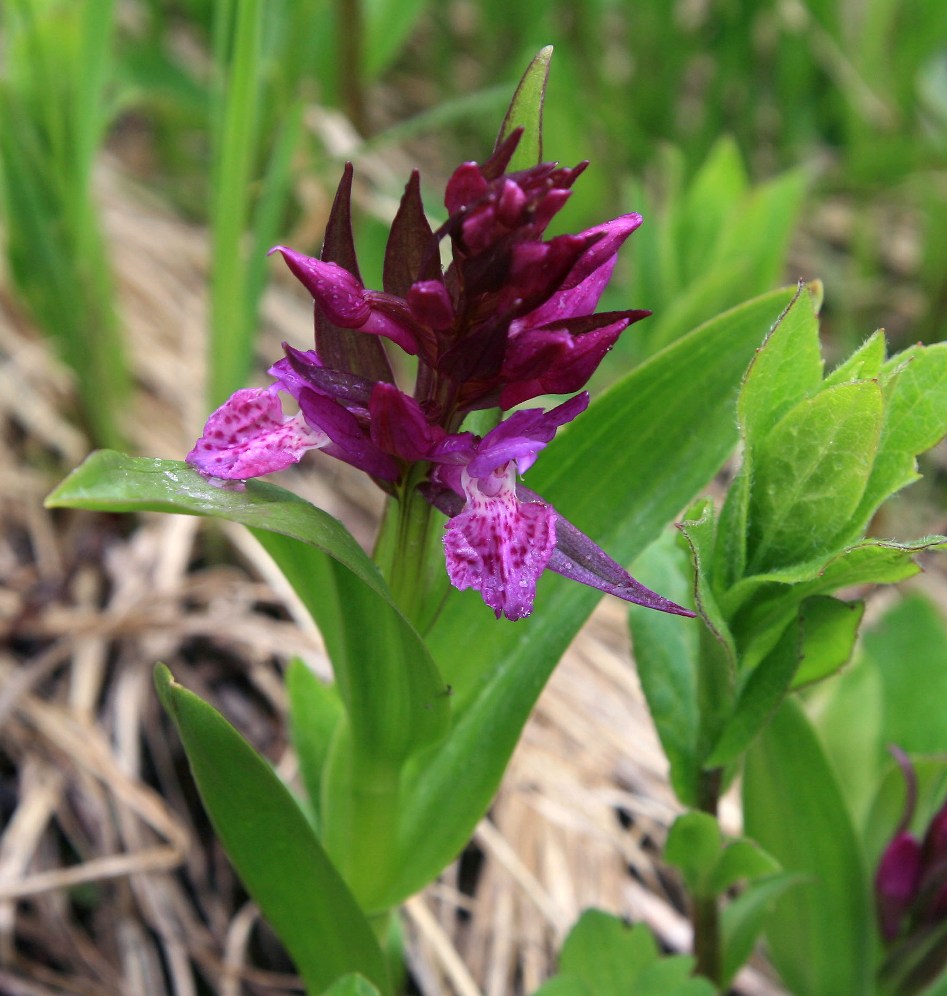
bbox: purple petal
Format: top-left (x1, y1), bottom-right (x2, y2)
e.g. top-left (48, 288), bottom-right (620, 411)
top-left (876, 832), bottom-right (923, 941)
top-left (186, 388), bottom-right (328, 480)
top-left (297, 389), bottom-right (400, 481)
top-left (541, 501), bottom-right (696, 616)
top-left (408, 280), bottom-right (455, 331)
top-left (562, 214), bottom-right (642, 289)
top-left (271, 247), bottom-right (371, 325)
top-left (369, 382), bottom-right (444, 462)
top-left (499, 318), bottom-right (630, 409)
top-left (274, 343), bottom-right (375, 412)
top-left (443, 470), bottom-right (556, 620)
top-left (271, 246), bottom-right (418, 355)
top-left (470, 394), bottom-right (589, 476)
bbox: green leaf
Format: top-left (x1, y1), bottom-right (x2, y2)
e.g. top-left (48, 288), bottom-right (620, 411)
top-left (850, 341), bottom-right (947, 535)
top-left (746, 380), bottom-right (885, 573)
top-left (286, 658), bottom-right (343, 829)
top-left (677, 500), bottom-right (736, 672)
top-left (738, 282), bottom-right (824, 451)
top-left (706, 839), bottom-right (781, 896)
top-left (557, 912), bottom-right (657, 993)
top-left (535, 911), bottom-right (715, 996)
top-left (791, 595), bottom-right (864, 688)
top-left (712, 596), bottom-right (864, 762)
top-left (629, 533), bottom-right (703, 805)
top-left (720, 872), bottom-right (804, 986)
top-left (153, 665), bottom-right (390, 996)
top-left (320, 975), bottom-right (382, 996)
top-left (713, 283), bottom-right (822, 587)
top-left (495, 45), bottom-right (552, 169)
top-left (743, 698), bottom-right (871, 995)
top-left (46, 453), bottom-right (449, 765)
top-left (863, 594), bottom-right (947, 757)
top-left (726, 536), bottom-right (946, 672)
top-left (822, 329), bottom-right (887, 388)
top-left (804, 648), bottom-right (885, 830)
top-left (665, 812), bottom-right (722, 896)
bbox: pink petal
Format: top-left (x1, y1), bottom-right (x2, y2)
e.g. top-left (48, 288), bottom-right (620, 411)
top-left (443, 468), bottom-right (556, 620)
top-left (186, 388), bottom-right (327, 480)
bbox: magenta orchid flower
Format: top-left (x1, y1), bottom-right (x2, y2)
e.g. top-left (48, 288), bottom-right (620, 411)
top-left (187, 130), bottom-right (691, 621)
top-left (876, 747), bottom-right (947, 944)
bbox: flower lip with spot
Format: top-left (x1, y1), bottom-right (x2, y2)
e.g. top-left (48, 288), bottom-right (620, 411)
top-left (425, 394), bottom-right (695, 620)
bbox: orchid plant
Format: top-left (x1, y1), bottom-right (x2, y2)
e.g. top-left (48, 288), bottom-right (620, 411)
top-left (46, 49), bottom-right (947, 995)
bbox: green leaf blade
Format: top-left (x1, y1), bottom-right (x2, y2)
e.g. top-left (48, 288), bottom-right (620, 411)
top-left (743, 698), bottom-right (871, 995)
top-left (747, 380), bottom-right (885, 573)
top-left (46, 454), bottom-right (449, 766)
top-left (495, 45), bottom-right (552, 169)
top-left (154, 665), bottom-right (390, 996)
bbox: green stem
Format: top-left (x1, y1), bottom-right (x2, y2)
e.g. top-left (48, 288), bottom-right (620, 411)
top-left (376, 466), bottom-right (436, 627)
top-left (693, 767), bottom-right (724, 987)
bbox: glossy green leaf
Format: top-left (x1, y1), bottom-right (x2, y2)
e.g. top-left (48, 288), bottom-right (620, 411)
top-left (495, 46), bottom-right (552, 169)
top-left (743, 698), bottom-right (871, 995)
top-left (720, 872), bottom-right (804, 987)
top-left (46, 453), bottom-right (449, 765)
top-left (153, 665), bottom-right (390, 996)
top-left (746, 380), bottom-right (884, 573)
top-left (287, 658), bottom-right (343, 829)
top-left (387, 287), bottom-right (797, 903)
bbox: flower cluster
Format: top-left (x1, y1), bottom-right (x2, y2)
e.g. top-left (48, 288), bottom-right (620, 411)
top-left (188, 132), bottom-right (691, 621)
top-left (875, 747), bottom-right (947, 944)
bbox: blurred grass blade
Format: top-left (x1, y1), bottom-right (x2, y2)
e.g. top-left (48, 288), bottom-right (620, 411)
top-left (0, 0), bottom-right (129, 449)
top-left (154, 664), bottom-right (391, 996)
top-left (208, 0), bottom-right (264, 405)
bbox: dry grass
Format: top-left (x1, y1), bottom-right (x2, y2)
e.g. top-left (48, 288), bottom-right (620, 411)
top-left (1, 153), bottom-right (795, 996)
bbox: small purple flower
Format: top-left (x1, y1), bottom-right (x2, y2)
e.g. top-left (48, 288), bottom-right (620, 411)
top-left (186, 131), bottom-right (691, 621)
top-left (876, 747), bottom-right (947, 943)
top-left (427, 396), bottom-right (586, 620)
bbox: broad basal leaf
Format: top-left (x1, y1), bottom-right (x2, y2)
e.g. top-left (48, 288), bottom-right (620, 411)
top-left (154, 665), bottom-right (390, 996)
top-left (46, 453), bottom-right (449, 765)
